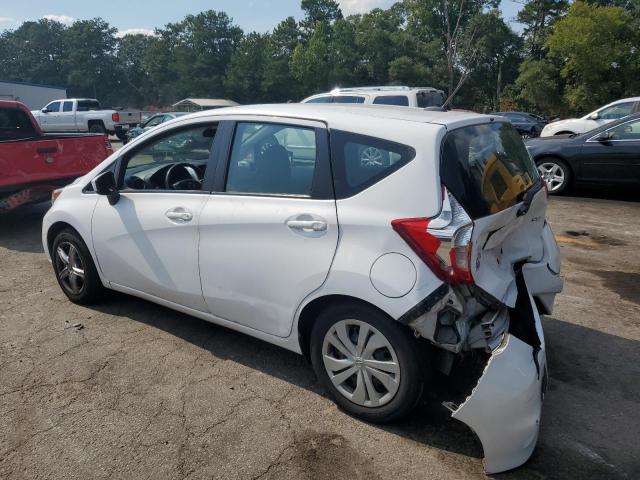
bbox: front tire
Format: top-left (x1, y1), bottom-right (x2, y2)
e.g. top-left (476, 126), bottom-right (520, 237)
top-left (310, 302), bottom-right (428, 423)
top-left (52, 229), bottom-right (106, 304)
top-left (536, 157), bottom-right (571, 194)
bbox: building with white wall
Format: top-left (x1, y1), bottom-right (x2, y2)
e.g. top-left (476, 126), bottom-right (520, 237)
top-left (0, 81), bottom-right (67, 110)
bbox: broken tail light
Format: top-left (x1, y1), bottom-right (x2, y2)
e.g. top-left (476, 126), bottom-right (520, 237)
top-left (392, 188), bottom-right (474, 284)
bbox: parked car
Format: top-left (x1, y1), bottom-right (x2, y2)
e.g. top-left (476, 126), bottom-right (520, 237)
top-left (31, 98), bottom-right (142, 140)
top-left (42, 104), bottom-right (562, 474)
top-left (302, 86), bottom-right (446, 108)
top-left (0, 101), bottom-right (113, 213)
top-left (527, 112), bottom-right (640, 194)
top-left (125, 112), bottom-right (188, 143)
top-left (540, 97), bottom-right (640, 137)
top-left (490, 111), bottom-right (546, 138)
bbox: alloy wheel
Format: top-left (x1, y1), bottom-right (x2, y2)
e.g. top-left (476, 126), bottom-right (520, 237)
top-left (55, 242), bottom-right (85, 295)
top-left (537, 161), bottom-right (566, 193)
top-left (322, 319), bottom-right (400, 407)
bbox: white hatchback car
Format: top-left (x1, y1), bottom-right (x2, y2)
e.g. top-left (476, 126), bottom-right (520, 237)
top-left (43, 105), bottom-right (563, 473)
top-left (540, 96), bottom-right (640, 136)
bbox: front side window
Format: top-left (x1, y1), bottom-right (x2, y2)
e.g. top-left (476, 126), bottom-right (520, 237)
top-left (606, 119), bottom-right (640, 140)
top-left (62, 101), bottom-right (73, 112)
top-left (330, 130), bottom-right (416, 198)
top-left (120, 125), bottom-right (216, 191)
top-left (305, 96), bottom-right (332, 103)
top-left (45, 101), bottom-right (61, 113)
top-left (144, 115), bottom-right (165, 128)
top-left (373, 95), bottom-right (409, 106)
top-left (441, 122), bottom-right (539, 218)
top-left (598, 102), bottom-right (635, 120)
top-left (226, 122), bottom-right (318, 196)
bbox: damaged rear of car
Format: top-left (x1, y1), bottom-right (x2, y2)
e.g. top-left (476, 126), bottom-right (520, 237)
top-left (394, 120), bottom-right (562, 473)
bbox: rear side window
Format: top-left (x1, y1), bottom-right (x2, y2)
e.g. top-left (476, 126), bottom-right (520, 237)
top-left (77, 100), bottom-right (100, 111)
top-left (0, 107), bottom-right (37, 140)
top-left (373, 96), bottom-right (409, 106)
top-left (440, 122), bottom-right (539, 219)
top-left (62, 101), bottom-right (73, 112)
top-left (333, 96), bottom-right (366, 104)
top-left (330, 130), bottom-right (416, 198)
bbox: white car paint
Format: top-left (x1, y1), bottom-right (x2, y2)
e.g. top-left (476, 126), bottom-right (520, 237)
top-left (540, 96), bottom-right (640, 137)
top-left (42, 104), bottom-right (563, 473)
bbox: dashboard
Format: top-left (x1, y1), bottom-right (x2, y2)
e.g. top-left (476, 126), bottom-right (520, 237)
top-left (124, 160), bottom-right (208, 191)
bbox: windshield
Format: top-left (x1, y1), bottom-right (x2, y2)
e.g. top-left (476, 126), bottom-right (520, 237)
top-left (440, 122), bottom-right (539, 218)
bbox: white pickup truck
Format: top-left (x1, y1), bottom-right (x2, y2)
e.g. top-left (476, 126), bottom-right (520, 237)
top-left (31, 98), bottom-right (142, 140)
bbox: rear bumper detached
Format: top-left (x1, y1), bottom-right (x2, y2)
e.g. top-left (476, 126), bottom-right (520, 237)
top-left (448, 292), bottom-right (546, 474)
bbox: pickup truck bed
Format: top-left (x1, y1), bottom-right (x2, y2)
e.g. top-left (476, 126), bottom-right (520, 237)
top-left (1, 101), bottom-right (113, 212)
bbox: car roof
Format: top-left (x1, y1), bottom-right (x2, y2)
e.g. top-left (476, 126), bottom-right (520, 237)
top-left (183, 103), bottom-right (496, 130)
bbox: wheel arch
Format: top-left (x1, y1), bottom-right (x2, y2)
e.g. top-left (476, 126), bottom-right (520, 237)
top-left (46, 221), bottom-right (80, 257)
top-left (297, 294), bottom-right (399, 361)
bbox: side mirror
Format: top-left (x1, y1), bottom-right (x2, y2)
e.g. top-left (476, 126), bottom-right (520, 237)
top-left (593, 131), bottom-right (611, 142)
top-left (588, 112), bottom-right (599, 120)
top-left (92, 171), bottom-right (120, 205)
top-left (41, 108), bottom-right (48, 113)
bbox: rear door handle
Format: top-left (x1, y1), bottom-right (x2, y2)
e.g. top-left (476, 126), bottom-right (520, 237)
top-left (165, 208), bottom-right (193, 222)
top-left (37, 147), bottom-right (57, 154)
top-left (286, 219), bottom-right (327, 232)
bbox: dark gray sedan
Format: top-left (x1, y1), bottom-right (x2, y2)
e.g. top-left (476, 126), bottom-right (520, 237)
top-left (526, 113), bottom-right (640, 194)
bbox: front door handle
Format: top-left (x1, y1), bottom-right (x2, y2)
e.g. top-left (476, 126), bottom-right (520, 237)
top-left (165, 208), bottom-right (193, 222)
top-left (286, 219), bottom-right (327, 232)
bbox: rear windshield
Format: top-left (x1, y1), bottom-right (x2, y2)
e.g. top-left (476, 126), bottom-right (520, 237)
top-left (440, 122), bottom-right (539, 218)
top-left (0, 107), bottom-right (37, 140)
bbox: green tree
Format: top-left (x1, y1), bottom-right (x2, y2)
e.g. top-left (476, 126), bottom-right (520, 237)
top-left (546, 1), bottom-right (639, 111)
top-left (517, 0), bottom-right (568, 59)
top-left (62, 19), bottom-right (119, 102)
top-left (465, 10), bottom-right (522, 110)
top-left (116, 34), bottom-right (158, 107)
top-left (514, 59), bottom-right (565, 115)
top-left (300, 0), bottom-right (343, 31)
top-left (291, 22), bottom-right (331, 93)
top-left (149, 11), bottom-right (243, 103)
top-left (262, 17), bottom-right (303, 101)
top-left (0, 19), bottom-right (67, 86)
top-left (225, 33), bottom-right (269, 103)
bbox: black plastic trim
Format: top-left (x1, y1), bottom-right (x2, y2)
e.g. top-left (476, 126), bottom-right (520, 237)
top-left (397, 283), bottom-right (449, 325)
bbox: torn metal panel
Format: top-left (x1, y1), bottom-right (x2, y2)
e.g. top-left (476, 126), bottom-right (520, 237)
top-left (450, 293), bottom-right (546, 474)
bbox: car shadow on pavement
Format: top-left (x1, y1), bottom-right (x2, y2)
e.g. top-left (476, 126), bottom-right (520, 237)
top-left (498, 316), bottom-right (640, 480)
top-left (91, 294), bottom-right (640, 480)
top-left (89, 291), bottom-right (484, 462)
top-left (0, 202), bottom-right (49, 253)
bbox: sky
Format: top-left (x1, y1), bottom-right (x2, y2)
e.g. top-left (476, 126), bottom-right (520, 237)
top-left (0, 0), bottom-right (525, 35)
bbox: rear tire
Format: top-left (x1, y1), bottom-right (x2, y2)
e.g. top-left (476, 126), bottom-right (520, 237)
top-left (536, 157), bottom-right (571, 195)
top-left (88, 122), bottom-right (106, 134)
top-left (52, 228), bottom-right (106, 305)
top-left (310, 302), bottom-right (428, 424)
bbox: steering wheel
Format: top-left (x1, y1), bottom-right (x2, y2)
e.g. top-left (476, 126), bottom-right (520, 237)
top-left (165, 163), bottom-right (201, 190)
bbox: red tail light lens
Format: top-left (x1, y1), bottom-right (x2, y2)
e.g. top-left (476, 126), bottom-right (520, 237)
top-left (112, 112), bottom-right (120, 122)
top-left (105, 137), bottom-right (113, 153)
top-left (392, 189), bottom-right (474, 284)
top-left (391, 218), bottom-right (445, 280)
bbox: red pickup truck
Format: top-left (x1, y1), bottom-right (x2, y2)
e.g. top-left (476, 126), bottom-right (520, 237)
top-left (0, 101), bottom-right (113, 212)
